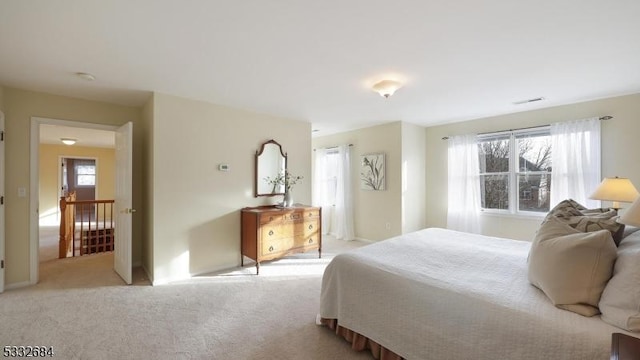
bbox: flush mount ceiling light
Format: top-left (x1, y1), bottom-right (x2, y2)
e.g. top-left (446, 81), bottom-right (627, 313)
top-left (61, 138), bottom-right (77, 145)
top-left (372, 80), bottom-right (402, 98)
top-left (76, 72), bottom-right (96, 81)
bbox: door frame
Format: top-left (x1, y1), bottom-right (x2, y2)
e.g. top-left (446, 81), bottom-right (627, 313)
top-left (0, 111), bottom-right (5, 293)
top-left (29, 117), bottom-right (119, 285)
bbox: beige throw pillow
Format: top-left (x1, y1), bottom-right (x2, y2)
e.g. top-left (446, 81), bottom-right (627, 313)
top-left (528, 217), bottom-right (617, 316)
top-left (548, 199), bottom-right (624, 245)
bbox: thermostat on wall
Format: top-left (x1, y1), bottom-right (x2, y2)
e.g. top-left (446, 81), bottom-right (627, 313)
top-left (218, 164), bottom-right (230, 171)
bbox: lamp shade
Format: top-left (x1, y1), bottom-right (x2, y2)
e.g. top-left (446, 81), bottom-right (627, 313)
top-left (589, 177), bottom-right (639, 209)
top-left (619, 197), bottom-right (640, 227)
top-left (372, 80), bottom-right (402, 98)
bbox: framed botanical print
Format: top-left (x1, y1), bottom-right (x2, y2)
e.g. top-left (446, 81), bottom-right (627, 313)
top-left (360, 153), bottom-right (385, 190)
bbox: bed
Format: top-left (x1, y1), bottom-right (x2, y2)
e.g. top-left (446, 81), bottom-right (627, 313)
top-left (318, 227), bottom-right (640, 360)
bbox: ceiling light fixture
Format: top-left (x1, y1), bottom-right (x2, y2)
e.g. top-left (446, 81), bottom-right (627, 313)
top-left (76, 72), bottom-right (96, 81)
top-left (372, 80), bottom-right (402, 98)
top-left (61, 138), bottom-right (77, 145)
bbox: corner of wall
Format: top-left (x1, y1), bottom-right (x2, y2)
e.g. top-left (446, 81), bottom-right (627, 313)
top-left (140, 93), bottom-right (155, 280)
top-left (400, 122), bottom-right (427, 233)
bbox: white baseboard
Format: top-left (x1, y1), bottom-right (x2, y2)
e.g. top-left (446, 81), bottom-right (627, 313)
top-left (141, 264), bottom-right (153, 285)
top-left (354, 237), bottom-right (375, 243)
top-left (5, 281), bottom-right (31, 290)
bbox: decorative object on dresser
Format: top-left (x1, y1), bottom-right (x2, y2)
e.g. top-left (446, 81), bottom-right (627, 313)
top-left (241, 205), bottom-right (321, 275)
top-left (264, 171), bottom-right (303, 208)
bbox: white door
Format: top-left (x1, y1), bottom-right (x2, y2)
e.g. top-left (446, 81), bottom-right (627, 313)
top-left (0, 111), bottom-right (5, 293)
top-left (114, 122), bottom-right (133, 284)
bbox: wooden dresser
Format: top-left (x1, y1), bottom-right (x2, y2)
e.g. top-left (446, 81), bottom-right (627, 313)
top-left (241, 205), bottom-right (322, 274)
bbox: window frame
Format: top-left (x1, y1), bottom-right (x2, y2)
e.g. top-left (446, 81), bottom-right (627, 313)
top-left (478, 126), bottom-right (551, 217)
top-left (74, 161), bottom-right (96, 188)
top-left (322, 149), bottom-right (340, 207)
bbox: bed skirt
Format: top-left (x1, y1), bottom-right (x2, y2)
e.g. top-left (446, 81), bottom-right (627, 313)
top-left (319, 318), bottom-right (403, 360)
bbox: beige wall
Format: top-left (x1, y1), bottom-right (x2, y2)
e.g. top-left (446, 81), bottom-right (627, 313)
top-left (3, 87), bottom-right (141, 286)
top-left (313, 122), bottom-right (403, 241)
top-left (149, 92), bottom-right (312, 284)
top-left (140, 95), bottom-right (154, 279)
top-left (425, 93), bottom-right (640, 241)
top-left (39, 144), bottom-right (116, 226)
top-left (401, 122), bottom-right (426, 233)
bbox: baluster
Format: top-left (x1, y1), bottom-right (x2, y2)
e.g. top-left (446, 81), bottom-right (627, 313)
top-left (59, 196), bottom-right (67, 259)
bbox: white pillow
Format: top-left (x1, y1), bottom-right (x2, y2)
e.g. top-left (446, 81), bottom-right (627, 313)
top-left (599, 231), bottom-right (640, 331)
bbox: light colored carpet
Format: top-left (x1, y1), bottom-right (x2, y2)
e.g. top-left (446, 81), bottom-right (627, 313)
top-left (39, 225), bottom-right (59, 263)
top-left (1, 235), bottom-right (373, 360)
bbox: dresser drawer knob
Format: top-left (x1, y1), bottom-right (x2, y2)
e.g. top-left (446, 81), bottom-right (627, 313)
top-left (308, 224), bottom-right (313, 230)
top-left (268, 230), bottom-right (274, 236)
top-left (309, 238), bottom-right (313, 244)
top-left (269, 245), bottom-right (274, 252)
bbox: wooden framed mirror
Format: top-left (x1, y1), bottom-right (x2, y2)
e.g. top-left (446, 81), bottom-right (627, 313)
top-left (255, 139), bottom-right (287, 197)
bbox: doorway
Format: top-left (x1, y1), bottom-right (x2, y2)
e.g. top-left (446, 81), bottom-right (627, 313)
top-left (30, 117), bottom-right (133, 285)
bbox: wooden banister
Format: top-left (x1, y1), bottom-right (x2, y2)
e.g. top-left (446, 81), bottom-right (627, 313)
top-left (59, 192), bottom-right (115, 258)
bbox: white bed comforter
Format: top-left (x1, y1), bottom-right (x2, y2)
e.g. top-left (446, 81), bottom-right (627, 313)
top-left (320, 228), bottom-right (628, 360)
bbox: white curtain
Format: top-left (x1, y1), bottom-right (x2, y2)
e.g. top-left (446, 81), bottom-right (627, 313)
top-left (447, 134), bottom-right (482, 233)
top-left (550, 117), bottom-right (601, 208)
top-left (313, 145), bottom-right (355, 240)
top-left (334, 145), bottom-right (355, 240)
top-left (313, 149), bottom-right (331, 232)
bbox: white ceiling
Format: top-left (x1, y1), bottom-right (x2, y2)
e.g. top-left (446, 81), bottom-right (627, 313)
top-left (1, 1), bottom-right (639, 136)
top-left (40, 124), bottom-right (115, 148)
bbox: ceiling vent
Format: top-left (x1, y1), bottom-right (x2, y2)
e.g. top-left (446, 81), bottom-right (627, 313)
top-left (513, 97), bottom-right (545, 105)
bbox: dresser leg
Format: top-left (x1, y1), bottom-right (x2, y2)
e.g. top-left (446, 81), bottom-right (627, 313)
top-left (256, 262), bottom-right (260, 275)
top-left (318, 248), bottom-right (322, 258)
top-left (241, 255), bottom-right (244, 267)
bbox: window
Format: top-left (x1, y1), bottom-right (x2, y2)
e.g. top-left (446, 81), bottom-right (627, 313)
top-left (478, 128), bottom-right (552, 214)
top-left (321, 150), bottom-right (340, 206)
top-left (75, 161), bottom-right (96, 186)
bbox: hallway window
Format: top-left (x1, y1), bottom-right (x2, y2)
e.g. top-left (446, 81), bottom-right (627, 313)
top-left (75, 161), bottom-right (96, 186)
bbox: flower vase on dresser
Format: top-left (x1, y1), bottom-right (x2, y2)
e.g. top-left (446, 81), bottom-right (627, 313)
top-left (283, 190), bottom-right (294, 207)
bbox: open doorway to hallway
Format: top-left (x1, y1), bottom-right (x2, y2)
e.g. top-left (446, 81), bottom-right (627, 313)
top-left (37, 123), bottom-right (116, 268)
top-left (31, 117), bottom-right (134, 286)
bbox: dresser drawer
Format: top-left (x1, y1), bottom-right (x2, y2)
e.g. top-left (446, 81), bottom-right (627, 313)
top-left (302, 235), bottom-right (319, 248)
top-left (259, 213), bottom-right (283, 224)
top-left (260, 224), bottom-right (285, 240)
top-left (304, 209), bottom-right (320, 219)
top-left (261, 237), bottom-right (294, 256)
top-left (303, 221), bottom-right (318, 237)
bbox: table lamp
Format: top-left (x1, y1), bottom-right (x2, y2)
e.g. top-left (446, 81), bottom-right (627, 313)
top-left (619, 197), bottom-right (640, 227)
top-left (589, 177), bottom-right (639, 210)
